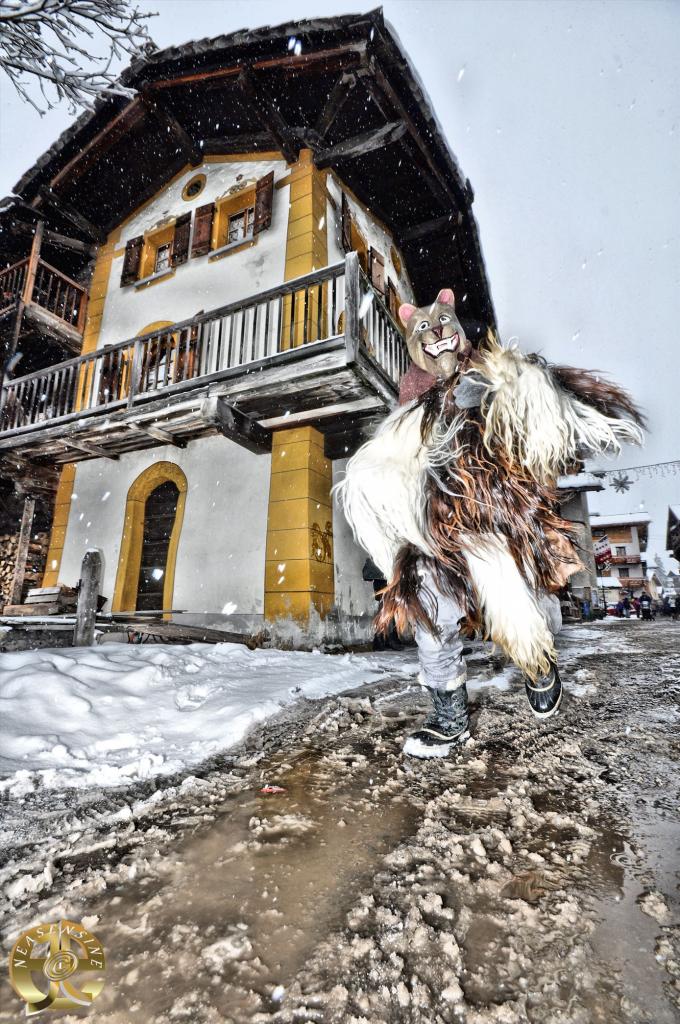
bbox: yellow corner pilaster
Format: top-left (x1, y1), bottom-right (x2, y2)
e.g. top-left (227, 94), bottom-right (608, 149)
top-left (281, 149), bottom-right (328, 348)
top-left (42, 227), bottom-right (121, 588)
top-left (264, 426), bottom-right (334, 622)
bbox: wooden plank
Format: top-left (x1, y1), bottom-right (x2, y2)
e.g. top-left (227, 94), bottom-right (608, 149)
top-left (62, 439), bottom-right (119, 460)
top-left (46, 99), bottom-right (144, 192)
top-left (2, 602), bottom-right (64, 616)
top-left (399, 212), bottom-right (457, 244)
top-left (74, 549), bottom-right (102, 646)
top-left (9, 495), bottom-right (35, 605)
top-left (237, 65), bottom-right (300, 165)
top-left (38, 187), bottom-right (106, 243)
top-left (21, 220), bottom-right (43, 304)
top-left (343, 251), bottom-right (361, 362)
top-left (9, 220), bottom-right (96, 256)
top-left (201, 396), bottom-right (271, 454)
top-left (314, 120), bottom-right (406, 169)
top-left (140, 89), bottom-right (202, 166)
top-left (125, 422), bottom-right (186, 447)
top-left (315, 71), bottom-right (358, 139)
top-left (118, 618), bottom-right (253, 646)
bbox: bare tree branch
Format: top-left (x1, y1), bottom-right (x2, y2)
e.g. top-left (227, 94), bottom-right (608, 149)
top-left (0, 0), bottom-right (156, 114)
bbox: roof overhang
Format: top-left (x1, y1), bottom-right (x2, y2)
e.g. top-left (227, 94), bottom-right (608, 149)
top-left (1, 8), bottom-right (495, 331)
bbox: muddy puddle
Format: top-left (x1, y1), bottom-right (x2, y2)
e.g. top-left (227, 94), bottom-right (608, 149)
top-left (45, 737), bottom-right (421, 1022)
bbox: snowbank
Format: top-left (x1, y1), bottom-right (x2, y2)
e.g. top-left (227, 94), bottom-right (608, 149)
top-left (0, 643), bottom-right (417, 796)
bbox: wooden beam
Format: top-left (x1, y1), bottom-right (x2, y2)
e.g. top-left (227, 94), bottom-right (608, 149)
top-left (74, 549), bottom-right (102, 646)
top-left (10, 495), bottom-right (35, 605)
top-left (62, 439), bottom-right (118, 460)
top-left (140, 89), bottom-right (202, 166)
top-left (399, 212), bottom-right (457, 244)
top-left (38, 188), bottom-right (106, 243)
top-left (237, 66), bottom-right (300, 165)
top-left (146, 45), bottom-right (366, 91)
top-left (314, 71), bottom-right (358, 139)
top-left (314, 120), bottom-right (406, 169)
top-left (46, 99), bottom-right (145, 192)
top-left (125, 422), bottom-right (186, 447)
top-left (201, 396), bottom-right (271, 454)
top-left (9, 220), bottom-right (96, 256)
top-left (202, 132), bottom-right (274, 155)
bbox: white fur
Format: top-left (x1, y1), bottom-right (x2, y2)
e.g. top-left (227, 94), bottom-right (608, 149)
top-left (479, 343), bottom-right (644, 482)
top-left (461, 534), bottom-right (556, 679)
top-left (334, 402), bottom-right (432, 578)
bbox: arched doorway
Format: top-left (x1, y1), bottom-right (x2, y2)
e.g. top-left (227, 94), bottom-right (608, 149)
top-left (112, 462), bottom-right (187, 614)
top-left (136, 480), bottom-right (180, 610)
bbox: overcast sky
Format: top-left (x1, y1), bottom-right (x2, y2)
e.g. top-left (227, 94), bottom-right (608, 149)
top-left (0, 0), bottom-right (678, 565)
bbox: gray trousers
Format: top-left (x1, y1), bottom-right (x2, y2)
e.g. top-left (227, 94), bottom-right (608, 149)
top-left (415, 563), bottom-right (562, 692)
top-left (415, 565), bottom-right (467, 692)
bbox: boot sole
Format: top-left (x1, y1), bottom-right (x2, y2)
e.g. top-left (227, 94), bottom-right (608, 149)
top-left (526, 684), bottom-right (563, 720)
top-left (403, 730), bottom-right (470, 759)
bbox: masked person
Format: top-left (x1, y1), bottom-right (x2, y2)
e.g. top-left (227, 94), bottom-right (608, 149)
top-left (337, 288), bottom-right (645, 758)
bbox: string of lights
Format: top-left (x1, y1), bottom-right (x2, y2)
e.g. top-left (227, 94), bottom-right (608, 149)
top-left (591, 460), bottom-right (680, 493)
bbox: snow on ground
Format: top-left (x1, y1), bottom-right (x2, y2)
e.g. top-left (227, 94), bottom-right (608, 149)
top-left (0, 643), bottom-right (421, 797)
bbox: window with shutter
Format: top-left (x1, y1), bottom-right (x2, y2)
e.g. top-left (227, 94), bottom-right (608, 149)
top-left (171, 212), bottom-right (192, 267)
top-left (253, 171), bottom-right (274, 235)
top-left (341, 193), bottom-right (352, 253)
top-left (121, 235), bottom-right (143, 286)
top-left (370, 249), bottom-right (385, 295)
top-left (191, 203), bottom-right (214, 257)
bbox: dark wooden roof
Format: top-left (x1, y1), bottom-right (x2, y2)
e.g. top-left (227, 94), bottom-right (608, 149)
top-left (3, 8), bottom-right (495, 331)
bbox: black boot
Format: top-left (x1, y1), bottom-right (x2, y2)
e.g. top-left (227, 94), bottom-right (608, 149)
top-left (525, 663), bottom-right (562, 719)
top-left (403, 685), bottom-right (470, 759)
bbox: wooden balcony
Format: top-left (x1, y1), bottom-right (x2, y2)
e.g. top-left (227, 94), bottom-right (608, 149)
top-left (0, 253), bottom-right (407, 463)
top-left (0, 255), bottom-right (87, 349)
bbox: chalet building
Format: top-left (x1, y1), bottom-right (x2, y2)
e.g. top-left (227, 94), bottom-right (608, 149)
top-left (556, 473), bottom-right (602, 604)
top-left (591, 512), bottom-right (651, 597)
top-left (0, 11), bottom-right (494, 638)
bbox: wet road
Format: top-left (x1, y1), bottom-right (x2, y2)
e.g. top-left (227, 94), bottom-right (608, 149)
top-left (1, 619), bottom-right (679, 1023)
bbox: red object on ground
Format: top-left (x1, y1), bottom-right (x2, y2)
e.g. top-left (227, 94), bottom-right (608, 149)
top-left (260, 785), bottom-right (287, 794)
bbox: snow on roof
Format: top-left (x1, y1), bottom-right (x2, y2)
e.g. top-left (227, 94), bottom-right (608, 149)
top-left (590, 513), bottom-right (651, 527)
top-left (557, 473), bottom-right (605, 492)
top-left (596, 577), bottom-right (622, 588)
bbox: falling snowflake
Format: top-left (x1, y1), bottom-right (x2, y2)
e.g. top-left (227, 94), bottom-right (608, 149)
top-left (611, 473), bottom-right (632, 493)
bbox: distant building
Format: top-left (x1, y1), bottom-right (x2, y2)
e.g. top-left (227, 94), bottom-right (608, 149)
top-left (557, 473), bottom-right (603, 603)
top-left (667, 506), bottom-right (680, 564)
top-left (590, 512), bottom-right (651, 596)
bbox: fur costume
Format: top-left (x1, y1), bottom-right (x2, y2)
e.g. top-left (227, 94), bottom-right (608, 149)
top-left (337, 332), bottom-right (645, 682)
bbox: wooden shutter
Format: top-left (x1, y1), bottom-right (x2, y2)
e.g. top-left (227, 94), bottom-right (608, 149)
top-left (386, 279), bottom-right (399, 320)
top-left (171, 213), bottom-right (192, 267)
top-left (370, 249), bottom-right (385, 294)
top-left (341, 192), bottom-right (352, 253)
top-left (120, 235), bottom-right (143, 285)
top-left (191, 203), bottom-right (214, 257)
top-left (253, 171), bottom-right (274, 235)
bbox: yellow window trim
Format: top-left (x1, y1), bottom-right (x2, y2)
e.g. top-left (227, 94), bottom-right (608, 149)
top-left (212, 186), bottom-right (257, 251)
top-left (112, 461), bottom-right (187, 617)
top-left (139, 221), bottom-right (176, 281)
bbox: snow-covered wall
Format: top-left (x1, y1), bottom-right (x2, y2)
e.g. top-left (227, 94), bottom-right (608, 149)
top-left (99, 157), bottom-right (289, 347)
top-left (332, 459), bottom-right (375, 626)
top-left (59, 435), bottom-right (271, 619)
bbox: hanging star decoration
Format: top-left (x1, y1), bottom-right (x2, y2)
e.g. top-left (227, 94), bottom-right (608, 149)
top-left (611, 473), bottom-right (632, 493)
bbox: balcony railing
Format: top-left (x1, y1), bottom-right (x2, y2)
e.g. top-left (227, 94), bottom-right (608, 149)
top-left (0, 255), bottom-right (407, 435)
top-left (0, 256), bottom-right (87, 334)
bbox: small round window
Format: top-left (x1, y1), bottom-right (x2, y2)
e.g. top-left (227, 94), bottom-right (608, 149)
top-left (182, 174), bottom-right (206, 201)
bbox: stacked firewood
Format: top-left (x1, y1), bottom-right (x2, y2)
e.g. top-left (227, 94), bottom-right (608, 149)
top-left (0, 531), bottom-right (50, 606)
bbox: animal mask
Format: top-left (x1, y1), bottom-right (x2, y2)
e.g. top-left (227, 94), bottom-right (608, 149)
top-left (399, 288), bottom-right (471, 378)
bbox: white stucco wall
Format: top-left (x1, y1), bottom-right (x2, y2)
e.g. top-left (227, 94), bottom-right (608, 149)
top-left (326, 174), bottom-right (415, 303)
top-left (59, 435), bottom-right (271, 620)
top-left (332, 459), bottom-right (375, 624)
top-left (99, 157), bottom-right (289, 347)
